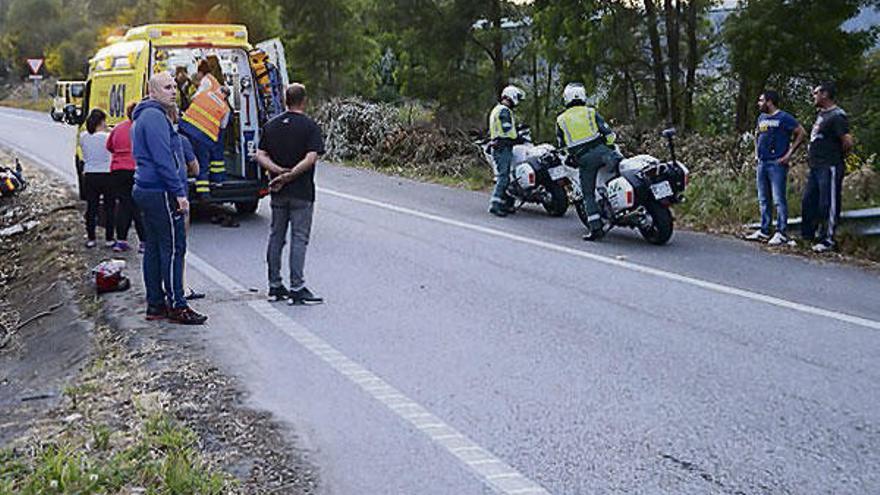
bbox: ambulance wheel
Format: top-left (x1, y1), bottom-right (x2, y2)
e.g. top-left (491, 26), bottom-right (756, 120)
top-left (234, 200), bottom-right (259, 215)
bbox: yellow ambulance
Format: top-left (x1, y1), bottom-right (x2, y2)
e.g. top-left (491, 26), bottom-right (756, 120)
top-left (68, 24), bottom-right (289, 214)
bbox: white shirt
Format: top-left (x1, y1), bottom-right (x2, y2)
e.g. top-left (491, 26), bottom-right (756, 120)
top-left (80, 131), bottom-right (112, 173)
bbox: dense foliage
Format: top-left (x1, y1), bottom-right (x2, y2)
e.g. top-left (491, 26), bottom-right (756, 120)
top-left (0, 0), bottom-right (878, 156)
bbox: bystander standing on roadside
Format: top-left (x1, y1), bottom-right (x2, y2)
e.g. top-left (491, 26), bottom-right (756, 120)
top-left (745, 90), bottom-right (805, 246)
top-left (131, 72), bottom-right (207, 324)
top-left (80, 108), bottom-right (115, 249)
top-left (802, 82), bottom-right (853, 253)
top-left (168, 105), bottom-right (205, 301)
top-left (254, 83), bottom-right (325, 305)
top-left (108, 101), bottom-right (146, 253)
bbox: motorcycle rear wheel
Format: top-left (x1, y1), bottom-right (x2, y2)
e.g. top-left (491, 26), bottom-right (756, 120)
top-left (542, 181), bottom-right (568, 217)
top-left (638, 201), bottom-right (674, 245)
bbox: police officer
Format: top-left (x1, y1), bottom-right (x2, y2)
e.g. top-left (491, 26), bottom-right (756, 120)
top-left (179, 60), bottom-right (231, 198)
top-left (556, 83), bottom-right (618, 240)
top-left (487, 85), bottom-right (525, 217)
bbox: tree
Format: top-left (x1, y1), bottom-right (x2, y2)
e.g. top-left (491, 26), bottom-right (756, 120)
top-left (725, 0), bottom-right (875, 132)
top-left (280, 0), bottom-right (377, 98)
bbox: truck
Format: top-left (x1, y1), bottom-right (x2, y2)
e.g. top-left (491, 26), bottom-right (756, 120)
top-left (66, 24), bottom-right (289, 214)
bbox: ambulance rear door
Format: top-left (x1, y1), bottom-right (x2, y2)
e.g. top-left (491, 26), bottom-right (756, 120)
top-left (255, 38), bottom-right (289, 88)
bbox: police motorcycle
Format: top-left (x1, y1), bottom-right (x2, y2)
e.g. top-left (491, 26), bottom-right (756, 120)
top-left (572, 128), bottom-right (688, 245)
top-left (477, 125), bottom-right (581, 217)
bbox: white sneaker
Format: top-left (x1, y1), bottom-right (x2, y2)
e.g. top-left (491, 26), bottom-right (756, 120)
top-left (812, 242), bottom-right (833, 253)
top-left (745, 230), bottom-right (769, 242)
top-left (767, 232), bottom-right (790, 246)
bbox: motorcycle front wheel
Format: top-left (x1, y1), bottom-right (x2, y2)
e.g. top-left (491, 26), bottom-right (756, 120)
top-left (638, 200), bottom-right (674, 245)
top-left (542, 181), bottom-right (569, 217)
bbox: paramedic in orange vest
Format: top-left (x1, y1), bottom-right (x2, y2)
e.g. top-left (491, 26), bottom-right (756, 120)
top-left (179, 60), bottom-right (231, 198)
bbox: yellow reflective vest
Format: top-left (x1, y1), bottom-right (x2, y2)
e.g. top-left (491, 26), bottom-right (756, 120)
top-left (182, 74), bottom-right (229, 142)
top-left (489, 103), bottom-right (517, 141)
top-left (556, 105), bottom-right (604, 148)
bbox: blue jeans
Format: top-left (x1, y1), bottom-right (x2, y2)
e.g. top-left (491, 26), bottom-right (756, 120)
top-left (756, 160), bottom-right (789, 235)
top-left (490, 145), bottom-right (513, 205)
top-left (801, 164), bottom-right (844, 245)
top-left (133, 186), bottom-right (187, 309)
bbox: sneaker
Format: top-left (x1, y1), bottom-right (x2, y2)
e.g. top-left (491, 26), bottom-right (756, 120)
top-left (145, 304), bottom-right (168, 321)
top-left (288, 287), bottom-right (324, 305)
top-left (268, 285), bottom-right (290, 302)
top-left (767, 232), bottom-right (790, 246)
top-left (85, 240), bottom-right (97, 248)
top-left (812, 241), bottom-right (834, 253)
top-left (167, 306), bottom-right (208, 325)
top-left (582, 228), bottom-right (605, 242)
top-left (112, 240), bottom-right (131, 252)
top-left (104, 240), bottom-right (116, 248)
top-left (185, 287), bottom-right (206, 300)
top-left (488, 204), bottom-right (508, 217)
top-left (745, 229), bottom-right (770, 242)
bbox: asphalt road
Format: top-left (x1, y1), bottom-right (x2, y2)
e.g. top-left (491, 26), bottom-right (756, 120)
top-left (3, 107), bottom-right (879, 494)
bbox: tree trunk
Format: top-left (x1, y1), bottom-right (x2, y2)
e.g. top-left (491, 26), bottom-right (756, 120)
top-left (532, 47), bottom-right (540, 137)
top-left (684, 0), bottom-right (698, 131)
top-left (664, 0), bottom-right (681, 126)
top-left (644, 0), bottom-right (669, 122)
top-left (490, 0), bottom-right (505, 97)
top-left (626, 70), bottom-right (640, 119)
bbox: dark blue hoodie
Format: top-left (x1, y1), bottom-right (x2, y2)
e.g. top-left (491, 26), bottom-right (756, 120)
top-left (131, 99), bottom-right (186, 197)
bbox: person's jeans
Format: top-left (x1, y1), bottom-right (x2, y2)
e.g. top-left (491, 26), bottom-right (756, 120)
top-left (490, 145), bottom-right (513, 205)
top-left (801, 164), bottom-right (844, 245)
top-left (133, 186), bottom-right (187, 309)
top-left (756, 160), bottom-right (789, 235)
top-left (267, 195), bottom-right (314, 291)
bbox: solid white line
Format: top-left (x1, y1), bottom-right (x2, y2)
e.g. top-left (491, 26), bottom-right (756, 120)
top-left (317, 186), bottom-right (880, 331)
top-left (186, 253), bottom-right (551, 495)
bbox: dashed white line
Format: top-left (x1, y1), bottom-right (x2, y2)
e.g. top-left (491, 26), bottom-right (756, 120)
top-left (187, 253), bottom-right (552, 495)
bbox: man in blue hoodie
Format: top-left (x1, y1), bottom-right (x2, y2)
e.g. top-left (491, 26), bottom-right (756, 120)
top-left (131, 72), bottom-right (207, 325)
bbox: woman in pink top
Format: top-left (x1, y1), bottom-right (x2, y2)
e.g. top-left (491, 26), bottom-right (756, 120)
top-left (108, 101), bottom-right (145, 252)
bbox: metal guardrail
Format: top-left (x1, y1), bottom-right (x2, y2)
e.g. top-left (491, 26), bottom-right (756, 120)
top-left (747, 207), bottom-right (880, 236)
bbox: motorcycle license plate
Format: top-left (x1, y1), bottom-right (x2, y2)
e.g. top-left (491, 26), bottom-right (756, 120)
top-left (650, 180), bottom-right (673, 200)
top-left (549, 166), bottom-right (567, 181)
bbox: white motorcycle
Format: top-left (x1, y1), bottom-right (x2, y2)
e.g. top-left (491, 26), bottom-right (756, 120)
top-left (574, 128), bottom-right (689, 245)
top-left (477, 127), bottom-right (582, 217)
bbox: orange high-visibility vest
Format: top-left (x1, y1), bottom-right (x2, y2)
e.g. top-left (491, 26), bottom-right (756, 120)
top-left (182, 74), bottom-right (229, 142)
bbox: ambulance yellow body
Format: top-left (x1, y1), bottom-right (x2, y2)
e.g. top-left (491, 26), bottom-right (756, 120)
top-left (70, 24), bottom-right (289, 213)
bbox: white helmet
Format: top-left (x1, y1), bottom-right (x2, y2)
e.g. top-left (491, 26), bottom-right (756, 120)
top-left (563, 83), bottom-right (588, 105)
top-left (501, 85), bottom-right (525, 107)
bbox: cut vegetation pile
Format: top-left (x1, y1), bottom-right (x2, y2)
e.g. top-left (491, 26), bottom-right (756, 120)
top-left (315, 98), bottom-right (485, 186)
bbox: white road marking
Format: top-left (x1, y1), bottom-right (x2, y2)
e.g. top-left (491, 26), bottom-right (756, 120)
top-left (318, 186), bottom-right (880, 332)
top-left (186, 253), bottom-right (552, 495)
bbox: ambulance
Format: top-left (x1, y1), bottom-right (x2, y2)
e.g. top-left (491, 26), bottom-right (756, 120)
top-left (67, 24), bottom-right (288, 214)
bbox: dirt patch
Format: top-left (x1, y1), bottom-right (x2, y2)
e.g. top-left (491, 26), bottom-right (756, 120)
top-left (0, 152), bottom-right (318, 493)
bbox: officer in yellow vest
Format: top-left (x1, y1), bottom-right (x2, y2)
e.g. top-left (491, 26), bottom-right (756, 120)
top-left (487, 85), bottom-right (525, 217)
top-left (556, 83), bottom-right (618, 240)
top-left (179, 60), bottom-right (231, 198)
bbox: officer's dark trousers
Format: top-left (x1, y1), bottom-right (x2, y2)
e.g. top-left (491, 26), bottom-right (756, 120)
top-left (574, 143), bottom-right (618, 231)
top-left (133, 186), bottom-right (187, 309)
top-left (490, 145), bottom-right (513, 206)
top-left (801, 163), bottom-right (844, 245)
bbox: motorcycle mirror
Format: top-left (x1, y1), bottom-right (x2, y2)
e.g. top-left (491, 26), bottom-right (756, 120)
top-left (661, 128), bottom-right (677, 139)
